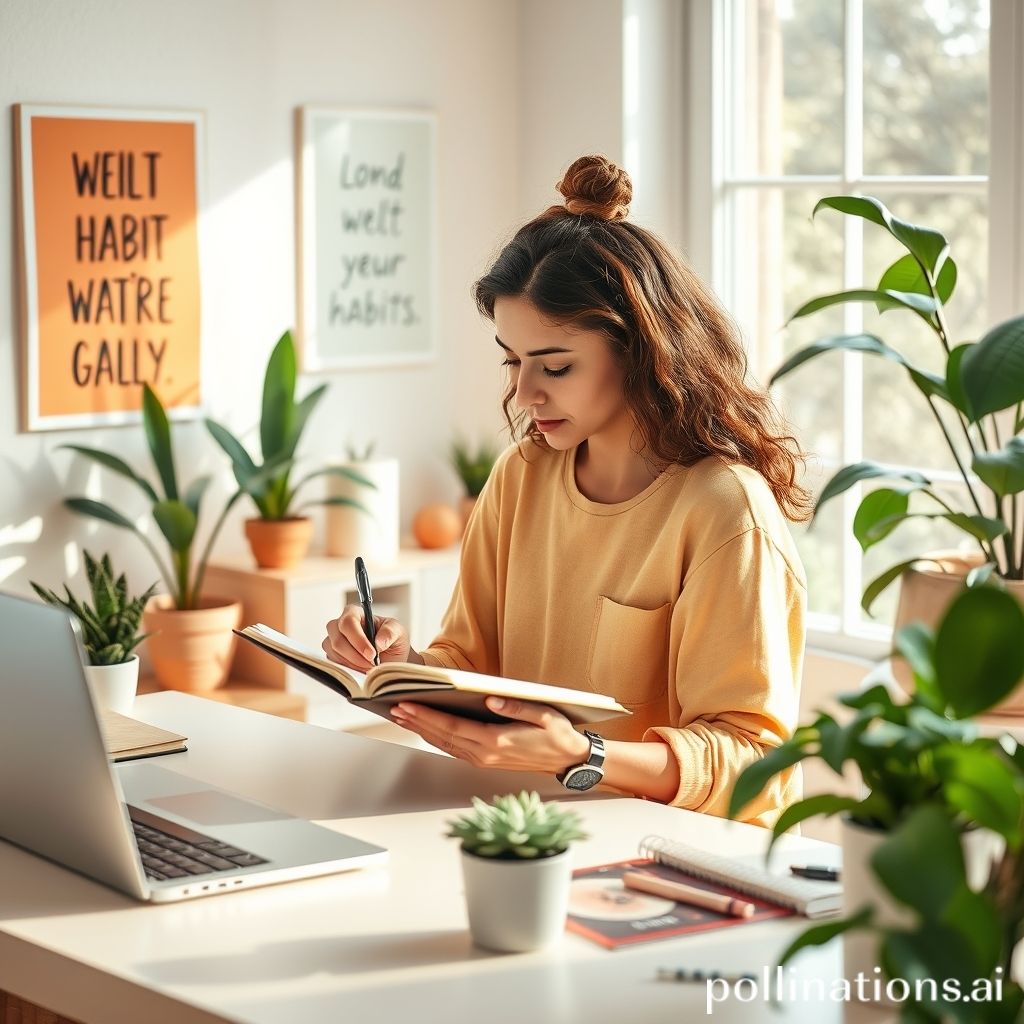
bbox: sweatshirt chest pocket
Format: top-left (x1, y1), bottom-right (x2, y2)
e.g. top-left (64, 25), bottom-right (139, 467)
top-left (586, 597), bottom-right (671, 707)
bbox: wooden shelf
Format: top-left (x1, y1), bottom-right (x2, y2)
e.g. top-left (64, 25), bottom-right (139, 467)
top-left (138, 676), bottom-right (308, 722)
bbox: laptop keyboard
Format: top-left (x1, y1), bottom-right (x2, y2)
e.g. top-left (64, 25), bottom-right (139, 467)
top-left (128, 806), bottom-right (269, 882)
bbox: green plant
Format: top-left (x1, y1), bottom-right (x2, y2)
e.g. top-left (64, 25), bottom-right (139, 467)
top-left (729, 584), bottom-right (1024, 1021)
top-left (771, 196), bottom-right (1024, 613)
top-left (205, 331), bottom-right (374, 521)
top-left (450, 437), bottom-right (500, 498)
top-left (62, 384), bottom-right (236, 611)
top-left (30, 552), bottom-right (157, 666)
top-left (344, 440), bottom-right (377, 462)
top-left (446, 791), bottom-right (588, 860)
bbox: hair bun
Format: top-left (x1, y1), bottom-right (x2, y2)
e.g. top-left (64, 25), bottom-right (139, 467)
top-left (556, 155), bottom-right (631, 221)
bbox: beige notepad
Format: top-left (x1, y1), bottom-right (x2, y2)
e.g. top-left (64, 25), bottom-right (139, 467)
top-left (98, 709), bottom-right (188, 762)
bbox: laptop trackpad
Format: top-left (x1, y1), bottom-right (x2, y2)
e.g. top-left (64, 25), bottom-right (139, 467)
top-left (147, 791), bottom-right (290, 826)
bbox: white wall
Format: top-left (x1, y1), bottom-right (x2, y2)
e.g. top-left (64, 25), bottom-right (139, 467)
top-left (0, 0), bottom-right (524, 599)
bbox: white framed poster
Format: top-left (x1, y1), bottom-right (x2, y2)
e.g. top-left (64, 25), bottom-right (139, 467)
top-left (14, 103), bottom-right (204, 432)
top-left (297, 107), bottom-right (437, 372)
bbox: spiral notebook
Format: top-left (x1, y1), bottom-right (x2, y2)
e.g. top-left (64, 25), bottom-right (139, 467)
top-left (639, 835), bottom-right (842, 920)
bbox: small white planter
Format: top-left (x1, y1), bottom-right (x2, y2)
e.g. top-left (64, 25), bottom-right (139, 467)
top-left (459, 848), bottom-right (573, 953)
top-left (84, 655), bottom-right (140, 716)
top-left (326, 458), bottom-right (400, 563)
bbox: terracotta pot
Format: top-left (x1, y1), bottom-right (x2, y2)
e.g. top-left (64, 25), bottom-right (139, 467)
top-left (142, 595), bottom-right (242, 693)
top-left (244, 517), bottom-right (313, 569)
top-left (893, 549), bottom-right (1024, 714)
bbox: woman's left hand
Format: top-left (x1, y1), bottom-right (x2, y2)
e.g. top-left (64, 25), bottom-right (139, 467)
top-left (389, 697), bottom-right (590, 774)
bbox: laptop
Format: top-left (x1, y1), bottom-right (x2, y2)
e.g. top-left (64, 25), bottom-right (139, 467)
top-left (0, 591), bottom-right (387, 902)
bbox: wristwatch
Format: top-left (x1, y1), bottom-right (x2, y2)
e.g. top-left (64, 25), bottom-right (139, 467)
top-left (556, 730), bottom-right (606, 791)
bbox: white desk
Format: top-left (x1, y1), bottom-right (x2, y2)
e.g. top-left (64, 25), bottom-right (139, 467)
top-left (0, 694), bottom-right (891, 1024)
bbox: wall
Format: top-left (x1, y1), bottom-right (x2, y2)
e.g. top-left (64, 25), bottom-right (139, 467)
top-left (0, 0), bottom-right (522, 599)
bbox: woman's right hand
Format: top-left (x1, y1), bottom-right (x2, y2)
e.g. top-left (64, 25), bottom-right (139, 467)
top-left (323, 604), bottom-right (414, 669)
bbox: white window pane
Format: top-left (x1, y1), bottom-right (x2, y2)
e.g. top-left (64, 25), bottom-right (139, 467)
top-left (790, 461), bottom-right (843, 617)
top-left (863, 0), bottom-right (989, 176)
top-left (732, 0), bottom-right (843, 176)
top-left (861, 191), bottom-right (988, 470)
top-left (730, 188), bottom-right (845, 462)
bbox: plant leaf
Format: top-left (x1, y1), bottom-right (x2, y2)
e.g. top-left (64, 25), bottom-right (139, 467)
top-left (281, 383), bottom-right (328, 461)
top-left (787, 288), bottom-right (937, 324)
top-left (770, 794), bottom-right (864, 851)
top-left (58, 445), bottom-right (158, 503)
top-left (770, 333), bottom-right (906, 385)
top-left (945, 343), bottom-right (975, 418)
top-left (934, 586), bottom-right (1024, 718)
top-left (814, 195), bottom-right (949, 276)
top-left (728, 740), bottom-right (811, 819)
top-left (852, 488), bottom-right (911, 551)
top-left (934, 743), bottom-right (1024, 844)
top-left (972, 437), bottom-right (1024, 498)
top-left (775, 907), bottom-right (874, 970)
top-left (959, 314), bottom-right (1024, 420)
top-left (65, 496), bottom-right (139, 532)
top-left (142, 384), bottom-right (178, 501)
top-left (152, 500), bottom-right (197, 553)
top-left (183, 475), bottom-right (211, 520)
top-left (877, 252), bottom-right (957, 305)
top-left (965, 562), bottom-right (998, 588)
top-left (261, 330), bottom-right (297, 461)
top-left (861, 559), bottom-right (923, 617)
top-left (814, 462), bottom-right (931, 518)
top-left (893, 622), bottom-right (938, 703)
top-left (205, 419), bottom-right (258, 482)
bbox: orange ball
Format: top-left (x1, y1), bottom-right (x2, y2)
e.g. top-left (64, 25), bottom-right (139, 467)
top-left (412, 503), bottom-right (462, 549)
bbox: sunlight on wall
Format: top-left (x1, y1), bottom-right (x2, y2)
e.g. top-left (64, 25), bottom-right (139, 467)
top-left (0, 516), bottom-right (43, 583)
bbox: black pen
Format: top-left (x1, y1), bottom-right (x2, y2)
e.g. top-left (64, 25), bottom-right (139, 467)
top-left (790, 865), bottom-right (840, 882)
top-left (354, 557), bottom-right (379, 667)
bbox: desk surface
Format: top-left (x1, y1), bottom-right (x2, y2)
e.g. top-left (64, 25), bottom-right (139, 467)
top-left (0, 693), bottom-right (891, 1024)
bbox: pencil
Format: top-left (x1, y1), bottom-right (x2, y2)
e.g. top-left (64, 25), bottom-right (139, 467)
top-left (621, 870), bottom-right (757, 918)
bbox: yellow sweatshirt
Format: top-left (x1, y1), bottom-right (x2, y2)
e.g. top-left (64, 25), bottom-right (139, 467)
top-left (421, 441), bottom-right (806, 827)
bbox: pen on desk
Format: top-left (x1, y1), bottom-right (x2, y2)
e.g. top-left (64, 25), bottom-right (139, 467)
top-left (354, 557), bottom-right (380, 667)
top-left (656, 968), bottom-right (757, 984)
top-left (620, 870), bottom-right (757, 919)
top-left (790, 865), bottom-right (841, 882)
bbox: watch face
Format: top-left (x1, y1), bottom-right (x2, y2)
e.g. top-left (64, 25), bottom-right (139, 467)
top-left (566, 768), bottom-right (603, 791)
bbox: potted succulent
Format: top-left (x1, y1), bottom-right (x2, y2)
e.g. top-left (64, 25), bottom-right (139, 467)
top-left (446, 790), bottom-right (588, 952)
top-left (770, 196), bottom-right (1024, 709)
top-left (450, 436), bottom-right (500, 532)
top-left (729, 583), bottom-right (1024, 1018)
top-left (31, 551), bottom-right (158, 714)
top-left (325, 439), bottom-right (400, 564)
top-left (206, 331), bottom-right (374, 569)
top-left (62, 384), bottom-right (242, 692)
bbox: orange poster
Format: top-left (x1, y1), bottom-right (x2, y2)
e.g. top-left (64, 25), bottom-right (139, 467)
top-left (16, 105), bottom-right (203, 431)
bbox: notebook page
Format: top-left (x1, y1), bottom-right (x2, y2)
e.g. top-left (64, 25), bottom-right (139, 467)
top-left (638, 835), bottom-right (842, 918)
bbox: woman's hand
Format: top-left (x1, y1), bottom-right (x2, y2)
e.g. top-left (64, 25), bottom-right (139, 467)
top-left (323, 604), bottom-right (413, 669)
top-left (390, 697), bottom-right (590, 774)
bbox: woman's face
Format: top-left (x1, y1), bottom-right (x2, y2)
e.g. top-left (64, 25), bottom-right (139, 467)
top-left (492, 295), bottom-right (631, 452)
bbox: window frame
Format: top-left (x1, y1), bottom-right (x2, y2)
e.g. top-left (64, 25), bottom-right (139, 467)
top-left (682, 0), bottom-right (1024, 660)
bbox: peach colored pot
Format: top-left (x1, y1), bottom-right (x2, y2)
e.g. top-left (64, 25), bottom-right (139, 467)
top-left (142, 595), bottom-right (242, 693)
top-left (894, 549), bottom-right (1024, 715)
top-left (244, 516), bottom-right (313, 569)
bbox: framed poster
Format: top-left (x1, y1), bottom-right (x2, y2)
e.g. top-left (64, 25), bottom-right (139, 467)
top-left (297, 107), bottom-right (437, 371)
top-left (14, 104), bottom-right (204, 431)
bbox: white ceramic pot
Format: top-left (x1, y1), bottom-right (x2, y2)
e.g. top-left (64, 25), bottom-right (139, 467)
top-left (459, 848), bottom-right (573, 952)
top-left (84, 655), bottom-right (141, 716)
top-left (326, 458), bottom-right (400, 563)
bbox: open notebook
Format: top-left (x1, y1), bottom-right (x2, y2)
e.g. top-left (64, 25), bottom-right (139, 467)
top-left (235, 623), bottom-right (630, 726)
top-left (639, 834), bottom-right (842, 919)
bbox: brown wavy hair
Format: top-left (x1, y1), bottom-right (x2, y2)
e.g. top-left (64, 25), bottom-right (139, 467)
top-left (472, 155), bottom-right (813, 522)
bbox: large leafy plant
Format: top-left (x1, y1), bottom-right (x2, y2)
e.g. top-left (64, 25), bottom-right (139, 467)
top-left (205, 330), bottom-right (373, 521)
top-left (30, 551), bottom-right (157, 665)
top-left (63, 385), bottom-right (237, 610)
top-left (730, 584), bottom-right (1024, 1021)
top-left (771, 196), bottom-right (1024, 613)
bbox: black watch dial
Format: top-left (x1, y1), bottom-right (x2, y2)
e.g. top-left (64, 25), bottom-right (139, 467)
top-left (565, 768), bottom-right (603, 791)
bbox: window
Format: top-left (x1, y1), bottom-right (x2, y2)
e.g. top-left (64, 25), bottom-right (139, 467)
top-left (692, 0), bottom-right (1014, 657)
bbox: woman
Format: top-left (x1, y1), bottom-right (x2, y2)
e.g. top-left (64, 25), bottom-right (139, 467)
top-left (324, 155), bottom-right (810, 827)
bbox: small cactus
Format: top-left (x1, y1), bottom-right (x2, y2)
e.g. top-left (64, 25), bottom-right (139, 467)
top-left (450, 437), bottom-right (499, 498)
top-left (31, 552), bottom-right (158, 666)
top-left (446, 791), bottom-right (588, 860)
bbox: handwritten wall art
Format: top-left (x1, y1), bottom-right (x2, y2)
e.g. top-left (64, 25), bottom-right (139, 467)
top-left (15, 105), bottom-right (203, 431)
top-left (297, 108), bottom-right (437, 371)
